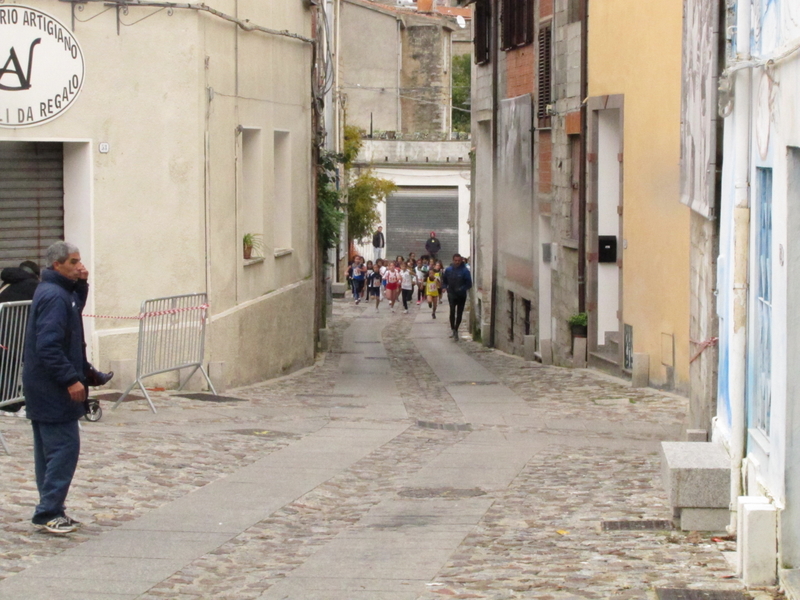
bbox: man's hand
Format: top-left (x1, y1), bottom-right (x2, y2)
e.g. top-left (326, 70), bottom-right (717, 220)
top-left (77, 267), bottom-right (89, 281)
top-left (67, 382), bottom-right (86, 402)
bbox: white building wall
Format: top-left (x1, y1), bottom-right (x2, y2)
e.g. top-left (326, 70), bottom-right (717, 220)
top-left (352, 165), bottom-right (471, 260)
top-left (714, 0), bottom-right (800, 581)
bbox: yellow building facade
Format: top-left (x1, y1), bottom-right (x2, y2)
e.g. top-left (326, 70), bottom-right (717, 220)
top-left (586, 0), bottom-right (690, 391)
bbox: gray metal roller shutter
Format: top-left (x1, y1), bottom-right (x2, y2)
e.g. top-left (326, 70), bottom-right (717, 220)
top-left (385, 187), bottom-right (459, 261)
top-left (0, 142), bottom-right (64, 269)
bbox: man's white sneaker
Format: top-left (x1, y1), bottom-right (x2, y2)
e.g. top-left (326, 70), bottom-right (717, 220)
top-left (34, 516), bottom-right (77, 535)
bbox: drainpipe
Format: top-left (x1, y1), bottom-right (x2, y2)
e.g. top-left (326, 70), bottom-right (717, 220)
top-left (577, 0), bottom-right (588, 314)
top-left (729, 0), bottom-right (751, 516)
top-left (488, 0), bottom-right (499, 347)
top-left (397, 17), bottom-right (402, 132)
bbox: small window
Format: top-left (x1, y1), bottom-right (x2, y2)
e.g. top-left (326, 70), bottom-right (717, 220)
top-left (567, 0), bottom-right (582, 24)
top-left (522, 298), bottom-right (532, 336)
top-left (240, 128), bottom-right (264, 257)
top-left (273, 131), bottom-right (292, 250)
top-left (443, 31), bottom-right (451, 74)
top-left (568, 136), bottom-right (581, 239)
top-left (501, 0), bottom-right (534, 51)
top-left (474, 0), bottom-right (491, 65)
top-left (508, 291), bottom-right (515, 342)
top-left (536, 24), bottom-right (552, 126)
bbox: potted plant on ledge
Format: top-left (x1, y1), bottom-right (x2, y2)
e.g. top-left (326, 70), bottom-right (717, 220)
top-left (242, 233), bottom-right (263, 260)
top-left (568, 312), bottom-right (588, 338)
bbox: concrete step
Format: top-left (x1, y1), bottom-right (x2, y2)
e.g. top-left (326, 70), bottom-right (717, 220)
top-left (780, 568), bottom-right (800, 600)
top-left (588, 348), bottom-right (621, 378)
top-left (603, 331), bottom-right (620, 355)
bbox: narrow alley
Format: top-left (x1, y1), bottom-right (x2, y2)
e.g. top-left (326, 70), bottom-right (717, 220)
top-left (0, 300), bottom-right (773, 600)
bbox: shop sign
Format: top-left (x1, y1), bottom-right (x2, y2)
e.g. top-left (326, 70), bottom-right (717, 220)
top-left (0, 5), bottom-right (85, 128)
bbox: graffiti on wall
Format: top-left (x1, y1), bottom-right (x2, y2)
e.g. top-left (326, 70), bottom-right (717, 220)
top-left (679, 0), bottom-right (720, 218)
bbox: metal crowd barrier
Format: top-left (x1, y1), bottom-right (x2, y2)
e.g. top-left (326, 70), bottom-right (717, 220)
top-left (0, 301), bottom-right (31, 454)
top-left (114, 293), bottom-right (216, 413)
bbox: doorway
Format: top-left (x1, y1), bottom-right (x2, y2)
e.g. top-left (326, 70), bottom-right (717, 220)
top-left (593, 107), bottom-right (623, 362)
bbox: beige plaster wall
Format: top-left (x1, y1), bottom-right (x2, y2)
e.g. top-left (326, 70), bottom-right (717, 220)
top-left (0, 0), bottom-right (316, 388)
top-left (588, 0), bottom-right (690, 390)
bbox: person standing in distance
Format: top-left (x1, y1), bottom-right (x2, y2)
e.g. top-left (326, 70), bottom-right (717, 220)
top-left (425, 231), bottom-right (441, 261)
top-left (442, 253), bottom-right (472, 340)
top-left (0, 260), bottom-right (40, 303)
top-left (23, 242), bottom-right (90, 535)
top-left (372, 226), bottom-right (385, 261)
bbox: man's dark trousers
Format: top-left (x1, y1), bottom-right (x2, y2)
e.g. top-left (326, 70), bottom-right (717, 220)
top-left (31, 420), bottom-right (80, 524)
top-left (449, 293), bottom-right (468, 332)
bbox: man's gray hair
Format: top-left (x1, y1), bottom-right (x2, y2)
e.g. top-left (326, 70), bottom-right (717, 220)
top-left (45, 241), bottom-right (80, 266)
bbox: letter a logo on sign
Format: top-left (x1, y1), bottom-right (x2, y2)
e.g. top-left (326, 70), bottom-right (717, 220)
top-left (0, 39), bottom-right (41, 91)
top-left (0, 6), bottom-right (84, 128)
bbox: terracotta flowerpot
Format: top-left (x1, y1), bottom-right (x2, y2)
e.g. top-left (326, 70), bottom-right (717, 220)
top-left (243, 245), bottom-right (253, 260)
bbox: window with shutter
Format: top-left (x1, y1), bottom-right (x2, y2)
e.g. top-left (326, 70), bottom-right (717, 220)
top-left (537, 25), bottom-right (552, 126)
top-left (501, 0), bottom-right (533, 51)
top-left (0, 142), bottom-right (64, 269)
top-left (474, 0), bottom-right (491, 65)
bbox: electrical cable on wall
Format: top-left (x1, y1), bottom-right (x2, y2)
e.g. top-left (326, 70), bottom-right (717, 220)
top-left (58, 0), bottom-right (315, 43)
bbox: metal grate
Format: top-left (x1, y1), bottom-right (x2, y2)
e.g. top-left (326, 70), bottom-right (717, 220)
top-left (0, 142), bottom-right (64, 269)
top-left (399, 487), bottom-right (487, 499)
top-left (228, 429), bottom-right (294, 438)
top-left (416, 420), bottom-right (472, 432)
top-left (296, 394), bottom-right (358, 399)
top-left (602, 520), bottom-right (675, 531)
top-left (655, 590), bottom-right (749, 600)
top-left (178, 393), bottom-right (246, 403)
top-left (385, 187), bottom-right (459, 261)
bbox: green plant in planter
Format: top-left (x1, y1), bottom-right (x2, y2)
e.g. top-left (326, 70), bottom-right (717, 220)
top-left (242, 233), bottom-right (264, 259)
top-left (568, 312), bottom-right (588, 327)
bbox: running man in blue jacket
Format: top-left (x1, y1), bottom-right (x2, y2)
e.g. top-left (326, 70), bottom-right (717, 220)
top-left (442, 254), bottom-right (472, 341)
top-left (23, 242), bottom-right (90, 535)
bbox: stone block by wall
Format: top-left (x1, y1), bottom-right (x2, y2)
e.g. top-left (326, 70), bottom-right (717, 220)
top-left (740, 503), bottom-right (777, 586)
top-left (632, 353), bottom-right (650, 388)
top-left (660, 442), bottom-right (730, 508)
top-left (736, 496), bottom-right (772, 574)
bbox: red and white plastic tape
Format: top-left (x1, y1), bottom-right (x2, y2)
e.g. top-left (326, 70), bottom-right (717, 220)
top-left (82, 304), bottom-right (210, 321)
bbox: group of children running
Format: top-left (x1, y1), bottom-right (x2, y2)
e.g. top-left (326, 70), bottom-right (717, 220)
top-left (346, 254), bottom-right (450, 318)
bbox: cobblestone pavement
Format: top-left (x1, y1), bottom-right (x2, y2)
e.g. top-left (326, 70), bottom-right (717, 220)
top-left (0, 299), bottom-right (784, 599)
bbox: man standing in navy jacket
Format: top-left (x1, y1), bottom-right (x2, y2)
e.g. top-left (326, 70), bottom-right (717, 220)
top-left (23, 242), bottom-right (90, 535)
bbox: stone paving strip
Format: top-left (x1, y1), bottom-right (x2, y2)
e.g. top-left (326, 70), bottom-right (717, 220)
top-left (0, 300), bottom-right (784, 599)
